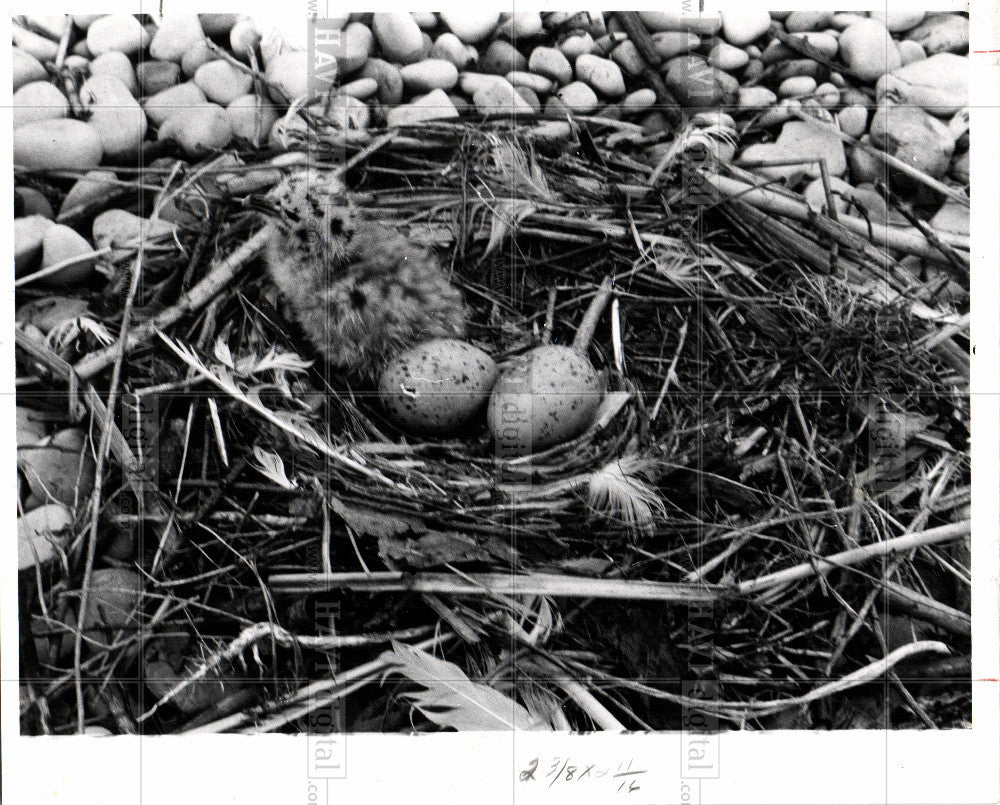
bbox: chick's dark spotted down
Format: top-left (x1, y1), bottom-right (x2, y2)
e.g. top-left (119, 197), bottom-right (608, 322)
top-left (264, 172), bottom-right (468, 379)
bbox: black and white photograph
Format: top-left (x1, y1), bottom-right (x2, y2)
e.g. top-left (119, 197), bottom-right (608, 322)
top-left (4, 3), bottom-right (998, 803)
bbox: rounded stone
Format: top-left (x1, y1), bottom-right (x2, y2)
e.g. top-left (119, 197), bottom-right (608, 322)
top-left (399, 59), bottom-right (459, 93)
top-left (839, 19), bottom-right (901, 82)
top-left (528, 46), bottom-right (572, 86)
top-left (555, 81), bottom-right (598, 113)
top-left (778, 75), bottom-right (817, 97)
top-left (194, 60), bottom-right (253, 105)
top-left (149, 16), bottom-right (205, 62)
top-left (720, 10), bottom-right (772, 46)
top-left (372, 13), bottom-right (425, 64)
top-left (575, 54), bottom-right (625, 98)
top-left (837, 105), bottom-right (869, 138)
top-left (707, 42), bottom-right (750, 71)
top-left (136, 60), bottom-right (180, 96)
top-left (440, 12), bottom-right (499, 44)
top-left (13, 82), bottom-right (69, 130)
top-left (14, 119), bottom-right (103, 170)
top-left (86, 14), bottom-right (151, 56)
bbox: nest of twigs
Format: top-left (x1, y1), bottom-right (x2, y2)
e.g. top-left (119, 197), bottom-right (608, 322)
top-left (18, 113), bottom-right (971, 735)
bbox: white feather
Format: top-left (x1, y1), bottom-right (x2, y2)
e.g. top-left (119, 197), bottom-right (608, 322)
top-left (587, 455), bottom-right (666, 534)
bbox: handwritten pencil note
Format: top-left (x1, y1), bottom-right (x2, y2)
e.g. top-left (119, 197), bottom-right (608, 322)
top-left (517, 755), bottom-right (649, 797)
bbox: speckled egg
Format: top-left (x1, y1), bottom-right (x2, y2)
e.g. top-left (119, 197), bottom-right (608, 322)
top-left (487, 345), bottom-right (605, 453)
top-left (378, 339), bottom-right (499, 435)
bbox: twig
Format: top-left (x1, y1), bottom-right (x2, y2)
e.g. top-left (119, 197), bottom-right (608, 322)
top-left (874, 179), bottom-right (970, 273)
top-left (268, 570), bottom-right (721, 603)
top-left (791, 108), bottom-right (969, 208)
top-left (185, 633), bottom-right (456, 734)
top-left (736, 520), bottom-right (970, 595)
top-left (881, 580), bottom-right (971, 638)
top-left (53, 15), bottom-right (72, 70)
top-left (576, 641), bottom-right (948, 721)
top-left (610, 297), bottom-right (625, 374)
top-left (139, 621), bottom-right (432, 722)
top-left (14, 247), bottom-right (112, 288)
top-left (612, 12), bottom-right (683, 128)
top-left (555, 678), bottom-right (625, 731)
top-left (72, 224), bottom-right (270, 380)
top-left (73, 242), bottom-right (147, 732)
top-left (704, 173), bottom-right (968, 259)
top-left (914, 313), bottom-right (970, 351)
top-left (541, 287), bottom-right (557, 344)
top-left (649, 320), bottom-right (687, 422)
top-left (572, 276), bottom-right (614, 353)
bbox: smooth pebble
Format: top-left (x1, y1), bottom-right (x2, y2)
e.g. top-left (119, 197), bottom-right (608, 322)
top-left (876, 53), bottom-right (968, 117)
top-left (430, 33), bottom-right (475, 70)
top-left (837, 105), bottom-right (869, 138)
top-left (225, 94), bottom-right (280, 145)
top-left (149, 16), bottom-right (205, 62)
top-left (13, 48), bottom-right (48, 91)
top-left (385, 88), bottom-right (459, 127)
top-left (707, 42), bottom-right (750, 71)
top-left (621, 87), bottom-right (656, 113)
top-left (339, 22), bottom-right (373, 74)
top-left (870, 11), bottom-right (926, 33)
top-left (474, 78), bottom-right (535, 116)
top-left (13, 82), bottom-right (69, 130)
top-left (869, 104), bottom-right (956, 178)
top-left (784, 12), bottom-right (833, 32)
top-left (372, 13), bottom-right (424, 64)
top-left (194, 60), bottom-right (253, 105)
top-left (778, 76), bottom-right (817, 97)
top-left (555, 81), bottom-right (599, 114)
top-left (400, 59), bottom-right (459, 93)
top-left (86, 14), bottom-right (150, 56)
top-left (136, 60), bottom-right (180, 95)
top-left (14, 119), bottom-right (103, 170)
top-left (839, 19), bottom-right (901, 81)
top-left (12, 24), bottom-right (61, 61)
top-left (638, 12), bottom-right (721, 36)
top-left (80, 75), bottom-right (147, 160)
top-left (14, 216), bottom-right (54, 276)
top-left (575, 54), bottom-right (625, 97)
top-left (651, 31), bottom-right (701, 60)
top-left (528, 46), bottom-right (572, 86)
top-left (158, 103), bottom-right (234, 157)
top-left (505, 71), bottom-right (553, 94)
top-left (41, 224), bottom-right (96, 285)
top-left (481, 39), bottom-right (527, 75)
top-left (440, 12), bottom-right (499, 44)
top-left (905, 14), bottom-right (969, 56)
top-left (720, 11), bottom-right (772, 47)
top-left (738, 86), bottom-right (777, 109)
top-left (265, 50), bottom-right (310, 101)
top-left (143, 82), bottom-right (208, 126)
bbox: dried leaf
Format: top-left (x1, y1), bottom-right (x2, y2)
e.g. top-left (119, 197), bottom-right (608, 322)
top-left (378, 530), bottom-right (494, 568)
top-left (329, 496), bottom-right (424, 539)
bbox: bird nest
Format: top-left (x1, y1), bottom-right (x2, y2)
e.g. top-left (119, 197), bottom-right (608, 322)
top-left (18, 115), bottom-right (971, 733)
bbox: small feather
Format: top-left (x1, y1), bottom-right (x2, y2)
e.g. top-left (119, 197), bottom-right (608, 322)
top-left (380, 641), bottom-right (548, 731)
top-left (587, 455), bottom-right (666, 534)
top-left (251, 446), bottom-right (297, 490)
